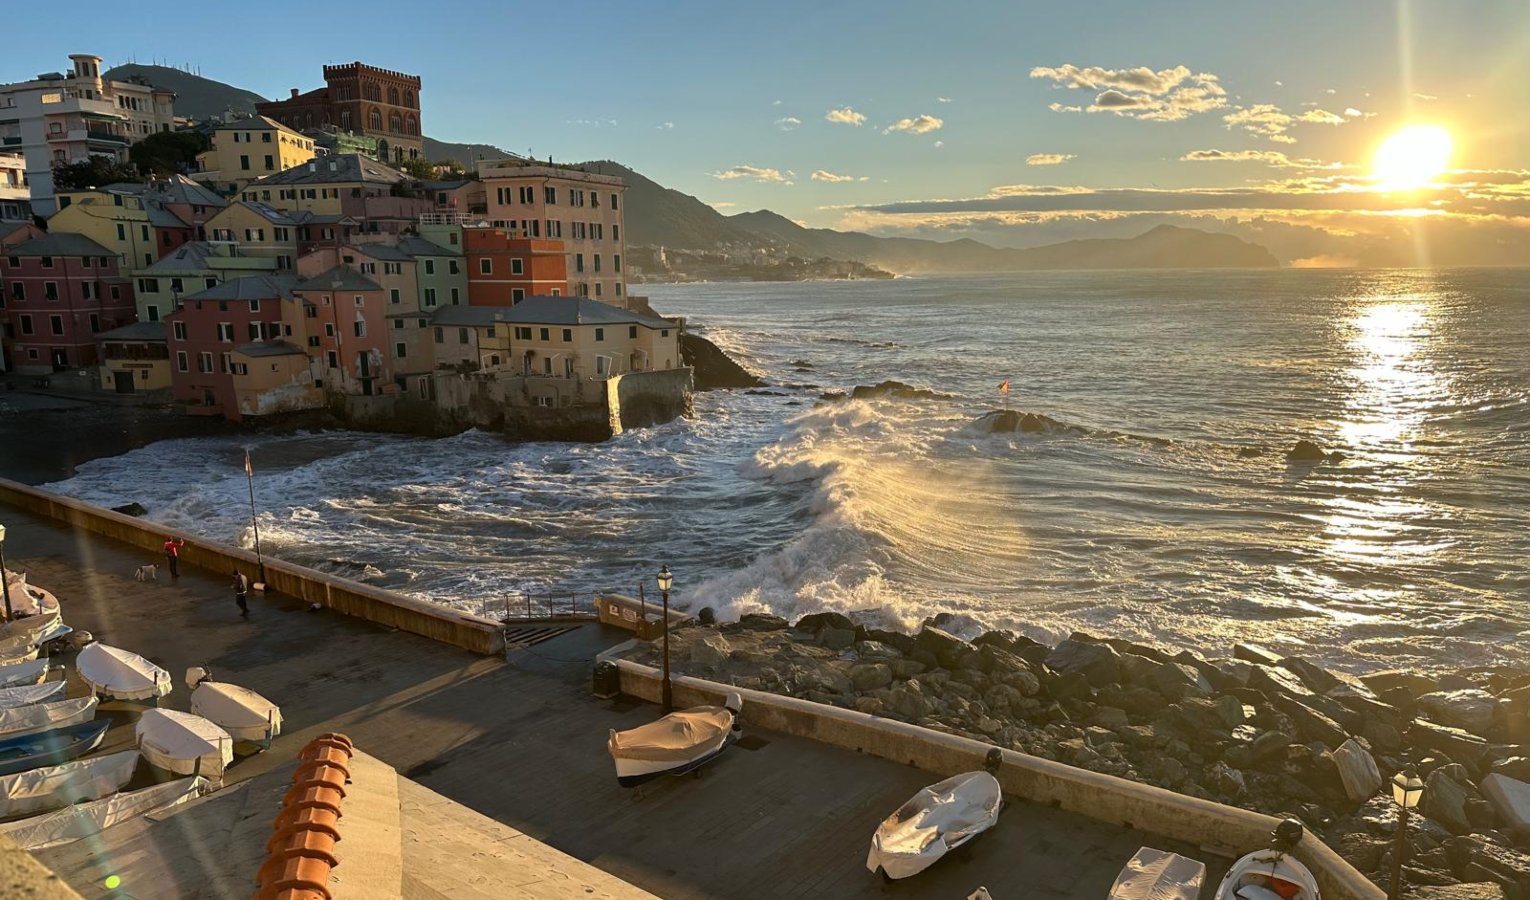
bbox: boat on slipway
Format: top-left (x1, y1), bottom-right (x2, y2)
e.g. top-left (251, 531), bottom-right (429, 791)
top-left (0, 720), bottom-right (110, 777)
top-left (866, 762), bottom-right (1004, 881)
top-left (77, 642), bottom-right (172, 701)
top-left (1216, 821), bottom-right (1320, 900)
top-left (607, 693), bottom-right (743, 787)
top-left (0, 695), bottom-right (97, 739)
top-left (0, 749), bottom-right (139, 819)
top-left (0, 775), bottom-right (209, 850)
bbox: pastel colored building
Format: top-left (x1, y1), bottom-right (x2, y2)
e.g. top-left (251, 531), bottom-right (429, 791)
top-left (165, 274), bottom-right (299, 414)
top-left (422, 179), bottom-right (484, 215)
top-left (1, 232), bottom-right (135, 372)
top-left (204, 201), bottom-right (356, 269)
top-left (0, 153), bottom-right (29, 222)
top-left (402, 228), bottom-right (467, 310)
top-left (193, 116), bottom-right (316, 195)
top-left (96, 320), bottom-right (170, 392)
top-left (48, 185), bottom-right (195, 270)
top-left (132, 240), bottom-right (279, 323)
top-left (256, 62), bottom-right (423, 164)
top-left (238, 154), bottom-right (429, 233)
top-left (0, 53), bottom-right (177, 214)
top-left (463, 227), bottom-right (567, 306)
top-left (477, 160), bottom-right (627, 303)
top-left (291, 265), bottom-right (391, 396)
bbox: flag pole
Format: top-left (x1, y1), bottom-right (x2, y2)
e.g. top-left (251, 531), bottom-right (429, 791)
top-left (244, 450), bottom-right (266, 586)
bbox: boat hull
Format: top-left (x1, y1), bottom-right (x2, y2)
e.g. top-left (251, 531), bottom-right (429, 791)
top-left (614, 729), bottom-right (739, 788)
top-left (0, 720), bottom-right (111, 777)
top-left (1215, 849), bottom-right (1321, 900)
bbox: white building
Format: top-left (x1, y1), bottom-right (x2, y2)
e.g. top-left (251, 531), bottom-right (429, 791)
top-left (0, 54), bottom-right (176, 215)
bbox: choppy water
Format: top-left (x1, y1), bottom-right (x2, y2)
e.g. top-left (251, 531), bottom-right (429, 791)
top-left (43, 270), bottom-right (1530, 671)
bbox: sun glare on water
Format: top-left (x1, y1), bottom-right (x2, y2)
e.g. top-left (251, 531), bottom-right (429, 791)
top-left (1372, 125), bottom-right (1453, 191)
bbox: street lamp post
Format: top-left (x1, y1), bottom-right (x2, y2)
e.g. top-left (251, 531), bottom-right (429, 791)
top-left (1389, 768), bottom-right (1424, 900)
top-left (0, 524), bottom-right (12, 621)
top-left (657, 564), bottom-right (673, 713)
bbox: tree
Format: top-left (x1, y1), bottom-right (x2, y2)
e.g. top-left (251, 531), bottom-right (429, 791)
top-left (128, 130), bottom-right (210, 177)
top-left (52, 157), bottom-right (141, 191)
top-left (398, 156), bottom-right (437, 180)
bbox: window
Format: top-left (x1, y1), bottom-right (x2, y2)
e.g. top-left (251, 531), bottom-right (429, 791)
top-left (116, 223), bottom-right (126, 241)
top-left (661, 329), bottom-right (670, 337)
top-left (248, 323), bottom-right (261, 341)
top-left (594, 254), bottom-right (601, 273)
top-left (240, 155), bottom-right (250, 171)
top-left (611, 193), bottom-right (619, 210)
top-left (511, 288), bottom-right (524, 303)
top-left (511, 258), bottom-right (523, 275)
top-left (544, 186), bottom-right (556, 204)
top-left (262, 132), bottom-right (272, 143)
top-left (173, 321), bottom-right (187, 340)
top-left (575, 253), bottom-right (584, 273)
top-left (206, 278), bottom-right (218, 289)
top-left (458, 328), bottom-right (469, 344)
top-left (448, 260), bottom-right (459, 275)
top-left (359, 262), bottom-right (376, 274)
top-left (449, 288), bottom-right (460, 304)
top-left (81, 282), bottom-right (94, 300)
top-left (249, 299), bottom-right (260, 313)
top-left (479, 258), bottom-right (492, 274)
top-left (198, 351), bottom-right (213, 373)
top-left (485, 326), bottom-right (495, 338)
top-left (594, 327), bottom-right (604, 342)
top-left (629, 326), bottom-right (638, 339)
top-left (613, 225), bottom-right (620, 242)
top-left (514, 327), bottom-right (532, 340)
top-left (384, 262), bottom-right (401, 275)
top-left (519, 186), bottom-right (534, 203)
top-left (176, 351), bottom-right (188, 372)
top-left (217, 323), bottom-right (234, 342)
top-left (390, 289), bottom-right (400, 305)
top-left (595, 283), bottom-right (602, 298)
top-left (354, 295), bottom-right (364, 307)
top-left (40, 256), bottom-right (52, 269)
top-left (423, 288), bottom-right (437, 307)
top-left (327, 351), bottom-right (338, 368)
top-left (220, 352), bottom-right (231, 374)
top-left (44, 282), bottom-right (58, 300)
top-left (141, 225), bottom-right (150, 241)
top-left (353, 320), bottom-right (365, 338)
top-left (614, 254), bottom-right (622, 272)
top-left (395, 342), bottom-right (406, 358)
top-left (539, 327), bottom-right (549, 341)
top-left (423, 260), bottom-right (434, 275)
top-left (325, 323), bottom-right (335, 337)
top-left (5, 257), bottom-right (17, 268)
top-left (433, 327), bottom-right (443, 344)
top-left (392, 319), bottom-right (404, 330)
top-left (18, 315), bottom-right (32, 335)
top-left (562, 328), bottom-right (572, 342)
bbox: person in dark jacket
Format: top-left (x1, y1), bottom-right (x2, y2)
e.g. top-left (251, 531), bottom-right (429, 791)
top-left (162, 537), bottom-right (185, 578)
top-left (231, 569), bottom-right (250, 618)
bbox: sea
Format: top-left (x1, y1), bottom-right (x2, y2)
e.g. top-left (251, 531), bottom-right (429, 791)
top-left (42, 270), bottom-right (1530, 673)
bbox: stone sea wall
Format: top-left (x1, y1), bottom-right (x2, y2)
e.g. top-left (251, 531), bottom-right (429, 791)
top-left (630, 614), bottom-right (1530, 898)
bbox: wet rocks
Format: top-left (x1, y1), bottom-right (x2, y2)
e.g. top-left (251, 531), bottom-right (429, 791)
top-left (1287, 439), bottom-right (1345, 463)
top-left (846, 380), bottom-right (952, 402)
top-left (110, 502), bottom-right (148, 517)
top-left (680, 332), bottom-right (765, 390)
top-left (1419, 690), bottom-right (1503, 736)
top-left (1047, 638), bottom-right (1120, 687)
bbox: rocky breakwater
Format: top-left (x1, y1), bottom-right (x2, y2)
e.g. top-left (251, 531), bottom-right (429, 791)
top-left (629, 615), bottom-right (1530, 897)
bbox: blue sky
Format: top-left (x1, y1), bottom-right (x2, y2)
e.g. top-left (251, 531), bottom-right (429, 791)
top-left (11, 1), bottom-right (1530, 261)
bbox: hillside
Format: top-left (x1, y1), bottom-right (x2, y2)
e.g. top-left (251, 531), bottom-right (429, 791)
top-left (580, 161), bottom-right (765, 249)
top-left (104, 64), bottom-right (266, 119)
top-left (423, 137), bottom-right (516, 166)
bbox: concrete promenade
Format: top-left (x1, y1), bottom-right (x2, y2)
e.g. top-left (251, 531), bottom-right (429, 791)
top-left (1, 501), bottom-right (1227, 899)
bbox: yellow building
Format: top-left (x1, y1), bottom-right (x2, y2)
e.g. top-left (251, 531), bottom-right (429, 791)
top-left (96, 321), bottom-right (171, 393)
top-left (193, 116), bottom-right (316, 195)
top-left (203, 201), bottom-right (356, 269)
top-left (47, 185), bottom-right (193, 269)
top-left (237, 153), bottom-right (403, 217)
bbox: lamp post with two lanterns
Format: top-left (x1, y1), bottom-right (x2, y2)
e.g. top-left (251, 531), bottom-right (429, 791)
top-left (1389, 768), bottom-right (1424, 900)
top-left (657, 564), bottom-right (673, 713)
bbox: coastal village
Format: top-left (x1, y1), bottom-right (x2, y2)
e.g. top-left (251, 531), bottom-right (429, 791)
top-left (0, 54), bottom-right (689, 439)
top-left (0, 48), bottom-right (1528, 900)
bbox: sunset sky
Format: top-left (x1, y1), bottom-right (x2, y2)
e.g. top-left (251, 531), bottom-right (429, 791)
top-left (12, 0), bottom-right (1530, 264)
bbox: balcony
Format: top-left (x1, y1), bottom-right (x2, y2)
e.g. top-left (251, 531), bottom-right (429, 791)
top-left (85, 129), bottom-right (128, 145)
top-left (1, 137), bottom-right (19, 146)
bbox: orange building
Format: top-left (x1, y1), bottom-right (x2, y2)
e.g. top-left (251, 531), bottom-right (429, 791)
top-left (463, 227), bottom-right (567, 306)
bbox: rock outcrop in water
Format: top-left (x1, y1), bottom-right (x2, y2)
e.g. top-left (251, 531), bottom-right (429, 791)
top-left (972, 409), bottom-right (1078, 434)
top-left (1287, 440), bottom-right (1346, 463)
top-left (680, 332), bottom-right (765, 390)
top-left (628, 618), bottom-right (1530, 893)
top-left (820, 380), bottom-right (954, 403)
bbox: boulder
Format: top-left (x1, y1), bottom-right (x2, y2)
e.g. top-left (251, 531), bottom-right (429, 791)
top-left (1412, 720), bottom-right (1490, 768)
top-left (1206, 761), bottom-right (1247, 798)
top-left (1332, 738), bottom-right (1384, 802)
top-left (889, 658), bottom-right (927, 680)
top-left (819, 626), bottom-right (856, 651)
top-left (973, 410), bottom-right (1021, 433)
top-left (796, 611), bottom-right (855, 633)
top-left (850, 663), bottom-right (894, 693)
top-left (737, 613), bottom-right (789, 631)
top-left (1444, 836), bottom-right (1530, 899)
top-left (865, 628), bottom-right (918, 655)
top-left (1481, 774), bottom-right (1530, 838)
top-left (855, 640), bottom-right (902, 661)
top-left (110, 502), bottom-right (148, 517)
top-left (1426, 767), bottom-right (1475, 834)
top-left (1273, 695), bottom-right (1349, 747)
top-left (1168, 698), bottom-right (1239, 737)
top-left (1411, 885), bottom-right (1508, 900)
top-left (1045, 670), bottom-right (1093, 703)
top-left (1363, 669), bottom-right (1441, 699)
top-left (1490, 758), bottom-right (1530, 783)
top-left (848, 380), bottom-right (951, 402)
top-left (1226, 730), bottom-right (1293, 768)
top-left (886, 682), bottom-right (933, 720)
top-left (1233, 644), bottom-right (1283, 667)
top-left (1419, 690), bottom-right (1502, 736)
top-left (1248, 664), bottom-right (1318, 699)
top-left (916, 626), bottom-right (979, 671)
top-left (1278, 656), bottom-right (1348, 695)
top-left (1287, 439), bottom-right (1342, 463)
top-left (1047, 639), bottom-right (1121, 687)
top-left (689, 634), bottom-right (731, 669)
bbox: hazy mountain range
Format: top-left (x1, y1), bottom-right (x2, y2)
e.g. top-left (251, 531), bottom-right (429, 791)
top-left (105, 65), bottom-right (1280, 272)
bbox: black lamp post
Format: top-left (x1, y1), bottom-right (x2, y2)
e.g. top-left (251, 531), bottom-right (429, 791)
top-left (0, 524), bottom-right (12, 621)
top-left (1389, 768), bottom-right (1424, 900)
top-left (657, 564), bottom-right (673, 713)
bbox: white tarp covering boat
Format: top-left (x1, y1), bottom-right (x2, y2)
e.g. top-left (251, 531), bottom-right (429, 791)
top-left (189, 681), bottom-right (281, 744)
top-left (1110, 847), bottom-right (1207, 900)
top-left (0, 659), bottom-right (50, 690)
top-left (77, 643), bottom-right (171, 701)
top-left (867, 771), bottom-right (1004, 880)
top-left (0, 620), bottom-right (69, 660)
top-left (0, 696), bottom-right (97, 738)
top-left (135, 709), bottom-right (232, 779)
top-left (607, 693), bottom-right (743, 787)
top-left (0, 681), bottom-right (66, 709)
top-left (0, 775), bottom-right (208, 850)
top-left (0, 646), bottom-right (38, 667)
top-left (0, 749), bottom-right (138, 819)
top-left (2, 573), bottom-right (60, 619)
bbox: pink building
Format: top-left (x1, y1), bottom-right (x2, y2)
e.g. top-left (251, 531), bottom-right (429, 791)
top-left (291, 265), bottom-right (392, 396)
top-left (1, 232), bottom-right (134, 373)
top-left (164, 274), bottom-right (298, 414)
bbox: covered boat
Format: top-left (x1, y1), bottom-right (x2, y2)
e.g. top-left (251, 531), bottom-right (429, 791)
top-left (77, 642), bottom-right (172, 701)
top-left (190, 681), bottom-right (282, 745)
top-left (867, 765), bottom-right (1004, 880)
top-left (0, 658), bottom-right (50, 690)
top-left (135, 708), bottom-right (233, 780)
top-left (607, 693), bottom-right (743, 787)
top-left (0, 608), bottom-right (61, 645)
top-left (1, 574), bottom-right (60, 620)
top-left (0, 696), bottom-right (97, 739)
top-left (0, 645), bottom-right (38, 667)
top-left (0, 681), bottom-right (66, 710)
top-left (0, 749), bottom-right (138, 819)
top-left (0, 775), bottom-right (208, 850)
top-left (0, 720), bottom-right (110, 777)
top-left (1216, 821), bottom-right (1321, 900)
top-left (1110, 847), bottom-right (1207, 900)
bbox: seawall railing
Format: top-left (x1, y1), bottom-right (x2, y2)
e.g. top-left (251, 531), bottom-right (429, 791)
top-left (0, 479), bottom-right (505, 656)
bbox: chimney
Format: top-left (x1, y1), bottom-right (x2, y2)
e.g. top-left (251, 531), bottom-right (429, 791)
top-left (290, 88), bottom-right (299, 99)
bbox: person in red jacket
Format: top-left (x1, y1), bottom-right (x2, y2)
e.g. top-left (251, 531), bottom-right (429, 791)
top-left (162, 537), bottom-right (185, 578)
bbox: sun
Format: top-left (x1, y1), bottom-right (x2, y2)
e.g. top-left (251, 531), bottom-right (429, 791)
top-left (1372, 125), bottom-right (1453, 191)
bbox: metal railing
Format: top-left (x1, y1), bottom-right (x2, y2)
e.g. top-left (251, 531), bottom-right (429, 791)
top-left (474, 583), bottom-right (661, 624)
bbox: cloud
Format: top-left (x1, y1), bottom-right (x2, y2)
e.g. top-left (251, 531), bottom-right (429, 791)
top-left (1026, 153), bottom-right (1076, 166)
top-left (825, 107), bottom-right (867, 126)
top-left (710, 165), bottom-right (794, 184)
top-left (711, 201), bottom-right (737, 208)
top-left (566, 118), bottom-right (617, 128)
top-left (1032, 64), bottom-right (1227, 121)
top-left (656, 121), bottom-right (674, 130)
top-left (937, 97), bottom-right (953, 103)
top-left (1179, 149), bottom-right (1340, 169)
top-left (1413, 92), bottom-right (1437, 101)
top-left (884, 114), bottom-right (944, 135)
top-left (1222, 104), bottom-right (1293, 140)
top-left (771, 99), bottom-right (782, 106)
top-left (775, 116), bottom-right (802, 131)
top-left (933, 140), bottom-right (945, 148)
top-left (1297, 108), bottom-right (1346, 125)
top-left (1343, 107), bottom-right (1370, 118)
top-left (811, 170), bottom-right (868, 183)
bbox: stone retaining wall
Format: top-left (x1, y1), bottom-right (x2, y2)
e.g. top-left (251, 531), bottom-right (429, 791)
top-left (603, 646), bottom-right (1385, 900)
top-left (0, 479), bottom-right (505, 656)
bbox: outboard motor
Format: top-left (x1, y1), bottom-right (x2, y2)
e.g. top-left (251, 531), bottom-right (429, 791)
top-left (984, 748), bottom-right (1004, 775)
top-left (724, 691), bottom-right (744, 730)
top-left (1272, 818), bottom-right (1304, 852)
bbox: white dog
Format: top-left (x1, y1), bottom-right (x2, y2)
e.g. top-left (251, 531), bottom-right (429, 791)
top-left (134, 564), bottom-right (158, 582)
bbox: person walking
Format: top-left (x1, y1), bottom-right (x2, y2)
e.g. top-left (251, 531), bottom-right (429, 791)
top-left (162, 537), bottom-right (185, 579)
top-left (231, 569), bottom-right (250, 619)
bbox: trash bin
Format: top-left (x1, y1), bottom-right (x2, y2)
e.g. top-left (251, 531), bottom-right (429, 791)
top-left (592, 660), bottom-right (621, 699)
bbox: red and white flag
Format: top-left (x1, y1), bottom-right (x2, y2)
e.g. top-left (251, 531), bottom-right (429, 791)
top-left (998, 379), bottom-right (1010, 395)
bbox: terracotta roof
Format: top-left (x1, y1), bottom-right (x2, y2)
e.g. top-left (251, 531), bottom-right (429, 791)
top-left (257, 733), bottom-right (353, 900)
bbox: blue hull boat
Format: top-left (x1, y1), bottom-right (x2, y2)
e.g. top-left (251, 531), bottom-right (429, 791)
top-left (0, 720), bottom-right (110, 777)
